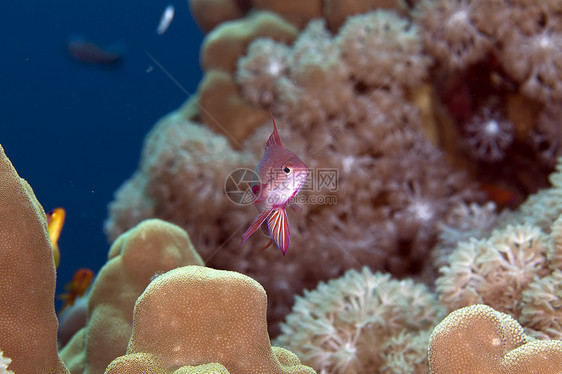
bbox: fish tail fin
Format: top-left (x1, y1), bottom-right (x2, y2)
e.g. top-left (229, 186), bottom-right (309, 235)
top-left (241, 208), bottom-right (274, 245)
top-left (267, 208), bottom-right (290, 255)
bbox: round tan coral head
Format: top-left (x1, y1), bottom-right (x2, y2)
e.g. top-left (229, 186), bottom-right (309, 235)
top-left (428, 304), bottom-right (562, 374)
top-left (105, 265), bottom-right (315, 374)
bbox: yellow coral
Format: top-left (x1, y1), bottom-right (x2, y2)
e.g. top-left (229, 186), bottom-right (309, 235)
top-left (428, 304), bottom-right (562, 373)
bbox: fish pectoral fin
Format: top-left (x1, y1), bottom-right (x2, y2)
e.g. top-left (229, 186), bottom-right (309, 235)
top-left (241, 208), bottom-right (274, 244)
top-left (267, 209), bottom-right (290, 255)
top-left (260, 239), bottom-right (274, 251)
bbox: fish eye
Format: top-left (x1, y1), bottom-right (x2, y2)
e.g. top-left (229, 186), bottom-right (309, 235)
top-left (283, 165), bottom-right (292, 175)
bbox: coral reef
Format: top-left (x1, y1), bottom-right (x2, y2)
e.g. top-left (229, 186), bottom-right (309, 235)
top-left (531, 103), bottom-right (562, 167)
top-left (428, 304), bottom-right (562, 373)
top-left (336, 10), bottom-right (431, 89)
top-left (60, 219), bottom-right (205, 373)
top-left (416, 0), bottom-right (562, 190)
top-left (415, 0), bottom-right (497, 71)
top-left (106, 266), bottom-right (315, 373)
top-left (67, 1), bottom-right (562, 371)
top-left (432, 201), bottom-right (499, 271)
top-left (106, 10), bottom-right (484, 333)
top-left (0, 145), bottom-right (313, 373)
top-left (435, 158), bottom-right (562, 339)
top-left (198, 11), bottom-right (298, 146)
top-left (104, 113), bottom-right (253, 247)
top-left (0, 145), bottom-right (68, 373)
top-left (276, 267), bottom-right (444, 373)
top-left (436, 224), bottom-right (553, 318)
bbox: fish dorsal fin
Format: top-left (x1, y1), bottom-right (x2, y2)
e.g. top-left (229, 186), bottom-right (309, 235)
top-left (266, 110), bottom-right (283, 148)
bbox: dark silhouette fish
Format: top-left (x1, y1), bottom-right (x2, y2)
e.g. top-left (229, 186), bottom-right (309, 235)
top-left (67, 36), bottom-right (123, 66)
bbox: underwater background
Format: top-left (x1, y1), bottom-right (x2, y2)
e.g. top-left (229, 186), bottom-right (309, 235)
top-left (2, 0), bottom-right (204, 301)
top-left (2, 0), bottom-right (562, 373)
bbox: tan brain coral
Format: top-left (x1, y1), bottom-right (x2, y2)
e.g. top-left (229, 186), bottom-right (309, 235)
top-left (106, 266), bottom-right (315, 374)
top-left (60, 219), bottom-right (204, 373)
top-left (428, 304), bottom-right (562, 373)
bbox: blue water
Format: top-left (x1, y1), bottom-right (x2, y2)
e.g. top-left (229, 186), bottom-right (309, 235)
top-left (2, 0), bottom-right (203, 305)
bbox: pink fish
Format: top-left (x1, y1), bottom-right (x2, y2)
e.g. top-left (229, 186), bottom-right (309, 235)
top-left (241, 113), bottom-right (309, 255)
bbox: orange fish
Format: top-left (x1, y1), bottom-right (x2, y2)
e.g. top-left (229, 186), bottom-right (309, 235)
top-left (58, 268), bottom-right (94, 314)
top-left (46, 207), bottom-right (65, 268)
top-left (241, 113), bottom-right (309, 254)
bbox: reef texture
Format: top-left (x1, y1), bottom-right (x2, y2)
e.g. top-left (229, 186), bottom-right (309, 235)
top-left (428, 304), bottom-right (562, 373)
top-left (102, 0), bottom-right (562, 367)
top-left (416, 0), bottom-right (562, 180)
top-left (106, 10), bottom-right (484, 333)
top-left (188, 0), bottom-right (407, 33)
top-left (0, 145), bottom-right (69, 373)
top-left (198, 11), bottom-right (298, 146)
top-left (276, 267), bottom-right (445, 374)
top-left (435, 158), bottom-right (562, 339)
top-left (106, 266), bottom-right (315, 373)
top-left (60, 219), bottom-right (205, 373)
top-left (0, 146), bottom-right (313, 373)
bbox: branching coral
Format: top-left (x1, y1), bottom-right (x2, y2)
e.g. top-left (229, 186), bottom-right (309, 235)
top-left (428, 304), bottom-right (562, 373)
top-left (276, 267), bottom-right (444, 373)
